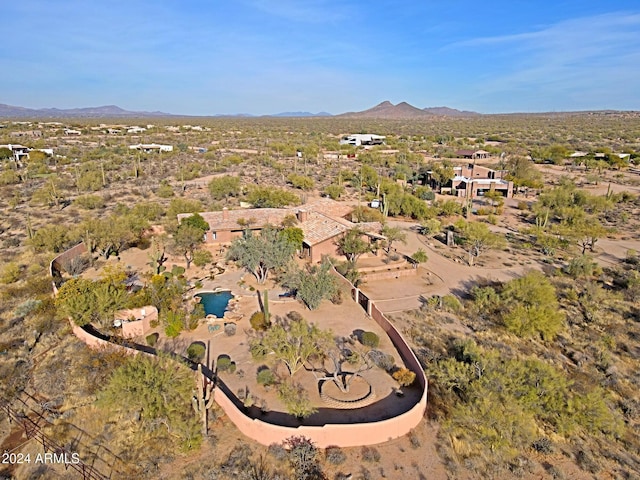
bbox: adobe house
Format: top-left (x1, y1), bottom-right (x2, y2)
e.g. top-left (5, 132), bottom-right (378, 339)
top-left (114, 306), bottom-right (157, 339)
top-left (427, 163), bottom-right (513, 198)
top-left (179, 198), bottom-right (383, 263)
top-left (455, 149), bottom-right (490, 159)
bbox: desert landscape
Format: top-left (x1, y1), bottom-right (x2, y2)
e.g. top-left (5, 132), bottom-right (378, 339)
top-left (0, 109), bottom-right (639, 479)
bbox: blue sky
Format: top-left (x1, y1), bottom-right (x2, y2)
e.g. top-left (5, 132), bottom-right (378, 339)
top-left (2, 0), bottom-right (639, 115)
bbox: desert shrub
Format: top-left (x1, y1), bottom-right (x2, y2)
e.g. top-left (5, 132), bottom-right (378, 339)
top-left (192, 249), bottom-right (213, 268)
top-left (393, 368), bottom-right (416, 387)
top-left (476, 207), bottom-right (492, 216)
top-left (368, 350), bottom-right (394, 371)
top-left (325, 446), bottom-right (346, 465)
top-left (330, 288), bottom-right (343, 304)
top-left (441, 294), bottom-right (463, 313)
top-left (74, 194), bottom-right (104, 209)
top-left (360, 446), bottom-right (380, 463)
top-left (267, 443), bottom-right (288, 461)
top-left (277, 382), bottom-right (317, 418)
top-left (412, 249), bottom-right (428, 263)
top-left (186, 343), bottom-right (206, 362)
top-left (216, 355), bottom-right (235, 373)
top-left (283, 436), bottom-right (323, 479)
top-left (219, 443), bottom-right (253, 475)
top-left (1, 262), bottom-right (21, 284)
top-left (286, 311), bottom-right (303, 322)
top-left (164, 310), bottom-right (184, 337)
top-left (517, 201), bottom-right (529, 210)
top-left (61, 254), bottom-right (91, 276)
top-left (257, 368), bottom-right (276, 387)
top-left (156, 182), bottom-right (174, 198)
top-left (361, 331), bottom-right (380, 348)
top-left (250, 311), bottom-right (270, 331)
top-left (224, 322), bottom-right (237, 336)
top-left (145, 333), bottom-right (159, 347)
top-left (566, 255), bottom-right (601, 279)
top-left (532, 437), bottom-right (553, 454)
top-left (324, 184), bottom-right (344, 200)
top-left (13, 298), bottom-right (42, 318)
top-left (408, 431), bottom-right (421, 449)
top-left (414, 186), bottom-right (435, 201)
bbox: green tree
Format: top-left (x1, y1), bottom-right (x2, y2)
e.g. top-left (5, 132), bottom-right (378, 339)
top-left (277, 382), bottom-right (317, 419)
top-left (246, 186), bottom-right (300, 208)
top-left (227, 226), bottom-right (296, 283)
top-left (208, 175), bottom-right (241, 202)
top-left (280, 227), bottom-right (304, 251)
top-left (455, 220), bottom-right (506, 266)
top-left (173, 223), bottom-right (207, 269)
top-left (337, 228), bottom-right (370, 264)
top-left (500, 271), bottom-right (565, 340)
top-left (249, 316), bottom-right (332, 377)
top-left (283, 260), bottom-right (338, 310)
top-left (323, 184), bottom-right (344, 200)
top-left (287, 173), bottom-right (314, 191)
top-left (55, 278), bottom-right (98, 326)
top-left (505, 156), bottom-right (544, 190)
top-left (429, 161), bottom-right (455, 189)
top-left (381, 225), bottom-right (407, 254)
top-left (98, 355), bottom-right (201, 451)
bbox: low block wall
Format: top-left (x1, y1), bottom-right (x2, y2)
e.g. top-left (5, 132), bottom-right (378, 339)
top-left (361, 267), bottom-right (418, 282)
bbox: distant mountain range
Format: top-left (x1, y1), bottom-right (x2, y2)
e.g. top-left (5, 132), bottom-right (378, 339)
top-left (0, 101), bottom-right (479, 119)
top-left (338, 101), bottom-right (480, 119)
top-left (0, 103), bottom-right (171, 118)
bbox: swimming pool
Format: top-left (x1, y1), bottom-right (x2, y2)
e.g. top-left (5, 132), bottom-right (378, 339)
top-left (195, 291), bottom-right (234, 318)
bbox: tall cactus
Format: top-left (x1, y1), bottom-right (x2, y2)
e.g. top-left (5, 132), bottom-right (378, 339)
top-left (192, 363), bottom-right (215, 436)
top-left (263, 290), bottom-right (270, 324)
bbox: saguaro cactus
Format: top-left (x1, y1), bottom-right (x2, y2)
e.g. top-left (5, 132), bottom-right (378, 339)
top-left (192, 363), bottom-right (215, 436)
top-left (263, 290), bottom-right (270, 324)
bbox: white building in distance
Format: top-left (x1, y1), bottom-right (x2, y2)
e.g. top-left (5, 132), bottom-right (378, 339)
top-left (339, 134), bottom-right (386, 146)
top-left (129, 143), bottom-right (173, 153)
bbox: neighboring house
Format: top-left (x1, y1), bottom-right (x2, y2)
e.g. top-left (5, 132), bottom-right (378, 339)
top-left (127, 126), bottom-right (147, 134)
top-left (64, 129), bottom-right (81, 135)
top-left (129, 143), bottom-right (173, 153)
top-left (0, 144), bottom-right (30, 162)
top-left (10, 130), bottom-right (42, 138)
top-left (428, 163), bottom-right (513, 198)
top-left (178, 198), bottom-right (383, 263)
top-left (455, 149), bottom-right (490, 159)
top-left (339, 134), bottom-right (386, 147)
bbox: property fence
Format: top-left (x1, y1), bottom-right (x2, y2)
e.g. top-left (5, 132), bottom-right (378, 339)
top-left (1, 400), bottom-right (109, 480)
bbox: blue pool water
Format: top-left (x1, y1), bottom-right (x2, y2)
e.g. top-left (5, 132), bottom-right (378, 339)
top-left (195, 291), bottom-right (234, 318)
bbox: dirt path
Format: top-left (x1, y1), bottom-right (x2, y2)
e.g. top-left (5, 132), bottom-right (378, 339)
top-left (362, 220), bottom-right (539, 313)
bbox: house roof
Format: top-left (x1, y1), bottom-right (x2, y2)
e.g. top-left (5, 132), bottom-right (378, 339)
top-left (180, 208), bottom-right (291, 232)
top-left (179, 198), bottom-right (381, 246)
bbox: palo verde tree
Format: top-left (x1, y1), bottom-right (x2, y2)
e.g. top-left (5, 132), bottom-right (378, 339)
top-left (500, 270), bottom-right (565, 340)
top-left (282, 259), bottom-right (338, 310)
top-left (381, 225), bottom-right (407, 254)
top-left (226, 225), bottom-right (295, 284)
top-left (454, 220), bottom-right (506, 266)
top-left (337, 228), bottom-right (370, 265)
top-left (173, 213), bottom-right (209, 269)
top-left (249, 315), bottom-right (332, 377)
top-left (208, 175), bottom-right (241, 202)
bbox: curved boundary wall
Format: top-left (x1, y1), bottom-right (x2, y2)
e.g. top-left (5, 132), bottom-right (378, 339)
top-left (57, 244), bottom-right (428, 448)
